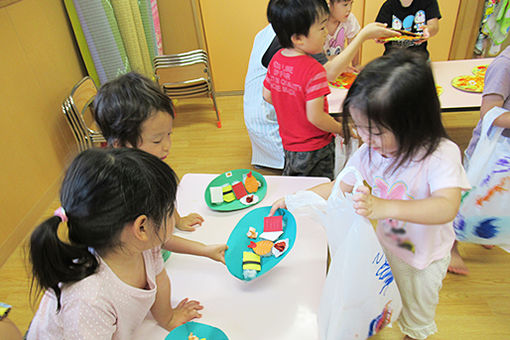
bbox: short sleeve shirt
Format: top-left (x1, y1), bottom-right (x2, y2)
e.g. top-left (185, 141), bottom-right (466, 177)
top-left (263, 50), bottom-right (333, 152)
top-left (376, 0), bottom-right (441, 57)
top-left (343, 139), bottom-right (470, 269)
top-left (465, 46), bottom-right (510, 160)
top-left (324, 13), bottom-right (361, 57)
top-left (27, 247), bottom-right (164, 340)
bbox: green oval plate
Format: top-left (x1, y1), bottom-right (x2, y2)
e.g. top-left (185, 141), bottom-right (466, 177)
top-left (204, 169), bottom-right (267, 211)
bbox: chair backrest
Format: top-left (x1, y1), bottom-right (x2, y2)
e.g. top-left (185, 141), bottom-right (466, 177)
top-left (63, 76), bottom-right (105, 151)
top-left (153, 49), bottom-right (222, 127)
top-left (155, 63), bottom-right (209, 85)
top-left (69, 77), bottom-right (98, 132)
top-left (154, 49), bottom-right (213, 91)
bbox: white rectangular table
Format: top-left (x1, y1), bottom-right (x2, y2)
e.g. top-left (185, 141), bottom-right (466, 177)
top-left (134, 174), bottom-right (330, 340)
top-left (327, 58), bottom-right (494, 114)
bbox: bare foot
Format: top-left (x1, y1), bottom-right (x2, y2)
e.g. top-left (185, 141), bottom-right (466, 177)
top-left (448, 241), bottom-right (469, 275)
top-left (482, 244), bottom-right (495, 249)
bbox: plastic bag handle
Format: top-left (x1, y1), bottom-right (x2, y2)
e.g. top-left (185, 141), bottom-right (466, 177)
top-left (480, 106), bottom-right (507, 138)
top-left (331, 166), bottom-right (365, 199)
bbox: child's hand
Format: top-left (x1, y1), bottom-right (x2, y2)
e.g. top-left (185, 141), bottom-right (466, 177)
top-left (352, 185), bottom-right (386, 220)
top-left (346, 65), bottom-right (360, 74)
top-left (177, 213), bottom-right (204, 232)
top-left (167, 298), bottom-right (203, 331)
top-left (422, 26), bottom-right (430, 39)
top-left (269, 197), bottom-right (287, 216)
top-left (205, 244), bottom-right (228, 264)
top-left (360, 22), bottom-right (399, 42)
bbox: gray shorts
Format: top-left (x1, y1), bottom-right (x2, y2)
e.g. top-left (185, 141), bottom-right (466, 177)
top-left (283, 140), bottom-right (334, 180)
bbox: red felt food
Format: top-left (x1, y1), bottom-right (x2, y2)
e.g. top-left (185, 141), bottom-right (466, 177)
top-left (232, 182), bottom-right (248, 199)
top-left (263, 215), bottom-right (283, 232)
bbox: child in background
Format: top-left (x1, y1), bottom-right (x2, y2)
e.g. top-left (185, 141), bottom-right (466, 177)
top-left (28, 148), bottom-right (209, 339)
top-left (376, 0), bottom-right (441, 59)
top-left (94, 72), bottom-right (203, 232)
top-left (271, 52), bottom-right (470, 339)
top-left (263, 0), bottom-right (344, 180)
top-left (449, 45), bottom-right (510, 275)
top-left (324, 0), bottom-right (361, 68)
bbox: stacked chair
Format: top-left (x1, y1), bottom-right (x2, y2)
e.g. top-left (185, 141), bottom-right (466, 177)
top-left (154, 49), bottom-right (222, 128)
top-left (62, 76), bottom-right (106, 151)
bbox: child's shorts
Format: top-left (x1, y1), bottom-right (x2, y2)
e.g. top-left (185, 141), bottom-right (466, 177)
top-left (283, 140), bottom-right (334, 180)
top-left (384, 249), bottom-right (450, 340)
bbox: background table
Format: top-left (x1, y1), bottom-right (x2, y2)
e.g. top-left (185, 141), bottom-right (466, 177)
top-left (327, 58), bottom-right (494, 114)
top-left (133, 174), bottom-right (330, 340)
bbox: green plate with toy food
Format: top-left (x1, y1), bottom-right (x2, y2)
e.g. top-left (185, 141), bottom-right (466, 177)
top-left (165, 321), bottom-right (229, 340)
top-left (204, 169), bottom-right (267, 211)
top-left (225, 206), bottom-right (296, 281)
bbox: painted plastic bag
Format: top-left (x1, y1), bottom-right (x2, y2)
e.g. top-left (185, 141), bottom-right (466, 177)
top-left (286, 167), bottom-right (402, 340)
top-left (334, 134), bottom-right (359, 178)
top-left (455, 107), bottom-right (510, 252)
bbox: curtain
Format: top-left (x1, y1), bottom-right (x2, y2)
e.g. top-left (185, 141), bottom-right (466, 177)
top-left (64, 0), bottom-right (162, 85)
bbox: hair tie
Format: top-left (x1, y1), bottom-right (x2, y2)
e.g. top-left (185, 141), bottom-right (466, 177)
top-left (54, 207), bottom-right (68, 223)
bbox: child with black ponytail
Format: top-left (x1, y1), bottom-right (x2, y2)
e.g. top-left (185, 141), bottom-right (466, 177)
top-left (27, 148), bottom-right (208, 339)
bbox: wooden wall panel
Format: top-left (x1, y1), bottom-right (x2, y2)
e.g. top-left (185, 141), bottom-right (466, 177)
top-left (199, 0), bottom-right (268, 93)
top-left (449, 0), bottom-right (485, 60)
top-left (158, 0), bottom-right (202, 54)
top-left (0, 0), bottom-right (83, 266)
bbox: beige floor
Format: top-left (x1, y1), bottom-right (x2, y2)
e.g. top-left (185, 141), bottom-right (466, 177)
top-left (1, 96), bottom-right (509, 339)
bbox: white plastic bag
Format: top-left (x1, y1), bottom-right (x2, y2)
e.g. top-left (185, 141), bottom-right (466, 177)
top-left (334, 135), bottom-right (359, 178)
top-left (286, 167), bottom-right (402, 340)
top-left (455, 107), bottom-right (510, 252)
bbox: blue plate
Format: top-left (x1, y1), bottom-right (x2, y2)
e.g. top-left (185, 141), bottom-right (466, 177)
top-left (165, 321), bottom-right (228, 339)
top-left (225, 206), bottom-right (296, 281)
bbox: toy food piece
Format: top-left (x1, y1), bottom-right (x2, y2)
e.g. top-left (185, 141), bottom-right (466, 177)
top-left (260, 215), bottom-right (284, 241)
top-left (472, 65), bottom-right (487, 77)
top-left (380, 34), bottom-right (424, 42)
top-left (240, 194), bottom-right (259, 206)
top-left (248, 240), bottom-right (274, 256)
top-left (436, 85), bottom-right (443, 96)
top-left (232, 181), bottom-right (248, 199)
top-left (244, 171), bottom-right (259, 193)
top-left (209, 186), bottom-right (223, 204)
top-left (246, 226), bottom-right (258, 239)
top-left (188, 332), bottom-right (206, 340)
top-left (243, 251), bottom-right (261, 280)
top-left (329, 72), bottom-right (356, 89)
top-left (272, 239), bottom-right (289, 258)
top-left (222, 184), bottom-right (236, 203)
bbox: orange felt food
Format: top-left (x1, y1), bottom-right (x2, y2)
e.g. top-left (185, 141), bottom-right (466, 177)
top-left (248, 240), bottom-right (274, 256)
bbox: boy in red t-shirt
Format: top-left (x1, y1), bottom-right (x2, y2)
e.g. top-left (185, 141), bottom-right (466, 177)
top-left (263, 0), bottom-right (344, 180)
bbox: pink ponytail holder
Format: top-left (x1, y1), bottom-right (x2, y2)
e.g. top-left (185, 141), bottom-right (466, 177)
top-left (54, 207), bottom-right (68, 223)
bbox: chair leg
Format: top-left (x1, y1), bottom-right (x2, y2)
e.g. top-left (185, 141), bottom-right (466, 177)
top-left (210, 93), bottom-right (222, 128)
